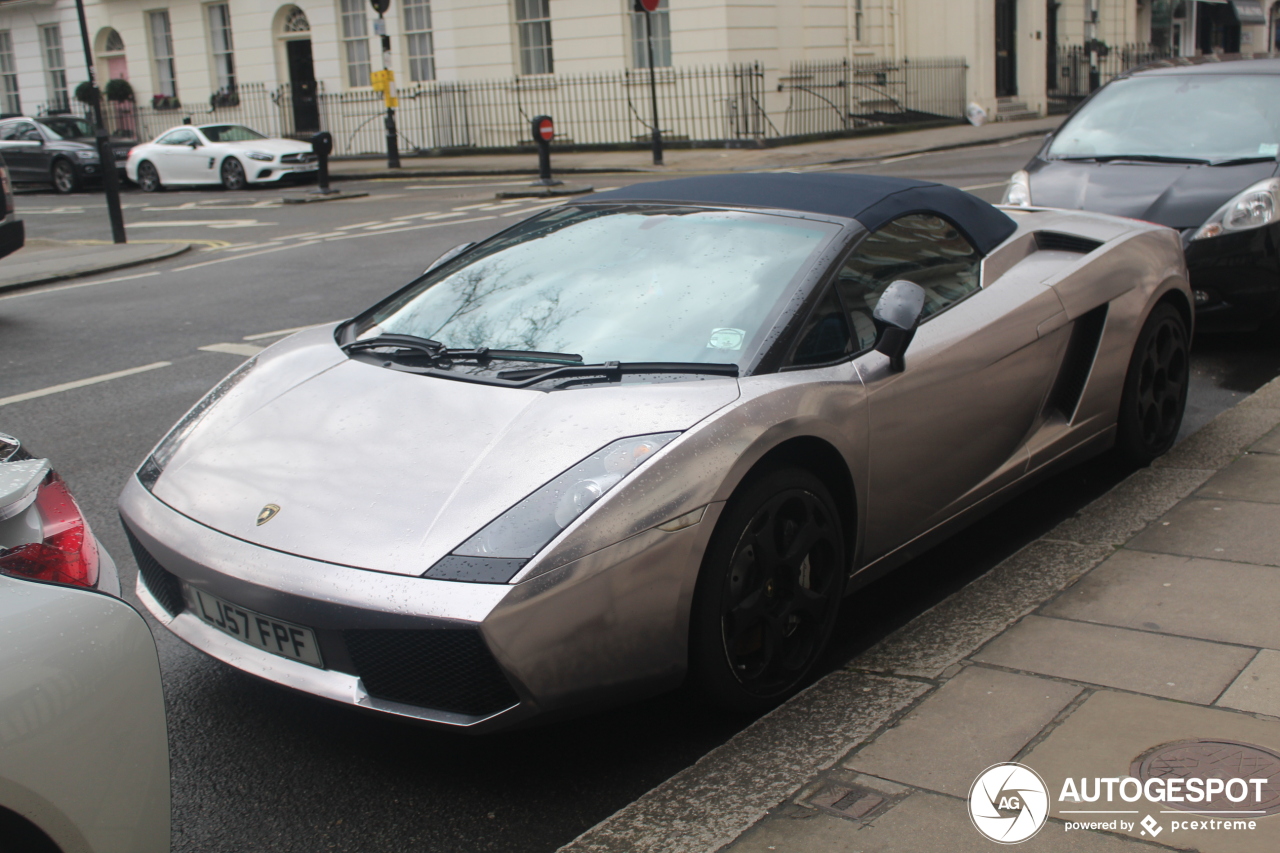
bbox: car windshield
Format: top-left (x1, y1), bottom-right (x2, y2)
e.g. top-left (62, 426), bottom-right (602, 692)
top-left (201, 124), bottom-right (266, 142)
top-left (353, 204), bottom-right (841, 373)
top-left (1048, 73), bottom-right (1280, 164)
top-left (37, 117), bottom-right (94, 139)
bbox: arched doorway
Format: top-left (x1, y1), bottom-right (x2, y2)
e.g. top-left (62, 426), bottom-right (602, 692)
top-left (275, 6), bottom-right (319, 133)
top-left (95, 28), bottom-right (128, 81)
top-left (94, 28), bottom-right (135, 138)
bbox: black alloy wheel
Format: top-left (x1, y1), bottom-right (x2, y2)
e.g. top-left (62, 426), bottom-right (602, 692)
top-left (690, 467), bottom-right (844, 712)
top-left (221, 157), bottom-right (247, 191)
top-left (137, 161), bottom-right (162, 193)
top-left (51, 159), bottom-right (77, 194)
top-left (1116, 302), bottom-right (1189, 465)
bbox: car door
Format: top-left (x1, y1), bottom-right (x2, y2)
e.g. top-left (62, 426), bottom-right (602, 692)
top-left (844, 214), bottom-right (1066, 563)
top-left (0, 120), bottom-right (45, 181)
top-left (150, 128), bottom-right (209, 184)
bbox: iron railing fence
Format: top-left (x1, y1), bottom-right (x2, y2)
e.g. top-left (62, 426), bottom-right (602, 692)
top-left (1048, 43), bottom-right (1176, 101)
top-left (779, 57), bottom-right (968, 137)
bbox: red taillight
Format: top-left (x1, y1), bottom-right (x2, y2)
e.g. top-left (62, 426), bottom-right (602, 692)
top-left (0, 472), bottom-right (99, 588)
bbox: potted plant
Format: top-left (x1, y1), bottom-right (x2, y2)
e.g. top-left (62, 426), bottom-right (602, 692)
top-left (210, 87), bottom-right (240, 109)
top-left (104, 78), bottom-right (134, 103)
top-left (74, 81), bottom-right (99, 106)
top-left (151, 94), bottom-right (181, 110)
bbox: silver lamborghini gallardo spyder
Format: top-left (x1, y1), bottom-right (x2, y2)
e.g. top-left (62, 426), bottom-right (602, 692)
top-left (120, 174), bottom-right (1192, 732)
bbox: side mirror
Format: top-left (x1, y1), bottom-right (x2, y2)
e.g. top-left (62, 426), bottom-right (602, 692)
top-left (423, 242), bottom-right (476, 275)
top-left (188, 139), bottom-right (201, 149)
top-left (872, 280), bottom-right (926, 372)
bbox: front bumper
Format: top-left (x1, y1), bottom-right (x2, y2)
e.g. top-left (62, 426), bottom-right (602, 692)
top-left (1183, 222), bottom-right (1280, 331)
top-left (119, 475), bottom-right (717, 732)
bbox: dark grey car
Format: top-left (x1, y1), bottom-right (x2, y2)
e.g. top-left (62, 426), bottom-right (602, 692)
top-left (0, 116), bottom-right (131, 194)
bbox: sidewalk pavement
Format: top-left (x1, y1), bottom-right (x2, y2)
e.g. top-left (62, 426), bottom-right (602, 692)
top-left (326, 116), bottom-right (1063, 179)
top-left (0, 238), bottom-right (192, 294)
top-left (560, 379), bottom-right (1280, 853)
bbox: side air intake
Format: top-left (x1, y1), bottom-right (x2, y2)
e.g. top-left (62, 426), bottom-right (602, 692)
top-left (1036, 232), bottom-right (1104, 254)
top-left (1048, 303), bottom-right (1109, 421)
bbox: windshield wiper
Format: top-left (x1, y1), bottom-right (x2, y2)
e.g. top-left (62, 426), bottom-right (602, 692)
top-left (344, 334), bottom-right (583, 367)
top-left (1052, 154), bottom-right (1211, 165)
top-left (1211, 156), bottom-right (1278, 167)
top-left (496, 361), bottom-right (740, 385)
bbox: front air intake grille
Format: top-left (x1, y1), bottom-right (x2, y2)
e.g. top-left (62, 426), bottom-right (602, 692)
top-left (345, 629), bottom-right (519, 717)
top-left (123, 525), bottom-right (186, 616)
top-left (1036, 231), bottom-right (1104, 255)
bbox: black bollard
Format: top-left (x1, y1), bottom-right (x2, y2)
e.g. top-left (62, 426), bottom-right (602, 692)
top-left (311, 131), bottom-right (336, 195)
top-left (530, 115), bottom-right (562, 187)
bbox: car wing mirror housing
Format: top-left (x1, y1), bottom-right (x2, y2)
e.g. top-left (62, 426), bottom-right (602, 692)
top-left (423, 242), bottom-right (476, 275)
top-left (872, 280), bottom-right (926, 372)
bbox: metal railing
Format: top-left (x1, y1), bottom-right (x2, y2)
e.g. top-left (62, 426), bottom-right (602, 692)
top-left (1048, 43), bottom-right (1176, 102)
top-left (779, 57), bottom-right (968, 137)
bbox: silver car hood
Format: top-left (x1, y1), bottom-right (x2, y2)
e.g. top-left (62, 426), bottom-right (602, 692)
top-left (153, 330), bottom-right (740, 576)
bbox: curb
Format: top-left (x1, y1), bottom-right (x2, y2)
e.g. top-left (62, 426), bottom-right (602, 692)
top-left (0, 241), bottom-right (193, 295)
top-left (556, 377), bottom-right (1280, 853)
top-left (325, 124), bottom-right (1057, 182)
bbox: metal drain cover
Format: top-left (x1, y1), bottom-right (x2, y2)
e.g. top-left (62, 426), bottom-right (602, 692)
top-left (1132, 739), bottom-right (1280, 816)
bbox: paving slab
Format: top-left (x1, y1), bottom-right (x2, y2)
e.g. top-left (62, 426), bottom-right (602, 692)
top-left (973, 615), bottom-right (1254, 703)
top-left (1023, 690), bottom-right (1280, 853)
top-left (726, 788), bottom-right (1157, 853)
top-left (1048, 466), bottom-right (1215, 547)
top-left (1128, 499), bottom-right (1280, 567)
top-left (1196, 454), bottom-right (1280, 504)
top-left (1154, 404), bottom-right (1280, 471)
top-left (844, 666), bottom-right (1080, 797)
top-left (1247, 424), bottom-right (1280, 456)
top-left (1218, 650), bottom-right (1280, 718)
top-left (1043, 550), bottom-right (1280, 650)
top-left (855, 540), bottom-right (1115, 679)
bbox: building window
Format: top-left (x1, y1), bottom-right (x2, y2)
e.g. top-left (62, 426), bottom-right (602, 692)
top-left (403, 0), bottom-right (435, 82)
top-left (283, 6), bottom-right (311, 33)
top-left (207, 4), bottom-right (236, 94)
top-left (631, 0), bottom-right (671, 68)
top-left (40, 25), bottom-right (68, 111)
top-left (0, 31), bottom-right (19, 115)
top-left (149, 11), bottom-right (178, 98)
top-left (340, 0), bottom-right (372, 87)
top-left (854, 0), bottom-right (864, 42)
top-left (515, 0), bottom-right (553, 75)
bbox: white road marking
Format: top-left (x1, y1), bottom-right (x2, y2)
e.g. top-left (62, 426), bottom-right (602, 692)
top-left (15, 206), bottom-right (87, 214)
top-left (225, 242), bottom-right (283, 252)
top-left (959, 180), bottom-right (1009, 191)
top-left (475, 202), bottom-right (525, 210)
top-left (318, 214), bottom-right (498, 242)
top-left (335, 220), bottom-right (383, 230)
top-left (243, 324), bottom-right (319, 341)
top-left (363, 221), bottom-right (405, 229)
top-left (199, 342), bottom-right (265, 357)
top-left (129, 219), bottom-right (274, 229)
top-left (279, 231), bottom-right (320, 240)
top-left (0, 361), bottom-right (171, 408)
top-left (391, 210), bottom-right (464, 222)
top-left (405, 180), bottom-right (532, 190)
top-left (452, 202), bottom-right (495, 210)
top-left (0, 271), bottom-right (161, 301)
top-left (500, 201), bottom-right (562, 217)
top-left (173, 240), bottom-right (320, 271)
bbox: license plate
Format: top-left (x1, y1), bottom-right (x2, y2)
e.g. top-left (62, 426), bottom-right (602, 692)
top-left (190, 588), bottom-right (323, 667)
top-left (291, 164), bottom-right (318, 172)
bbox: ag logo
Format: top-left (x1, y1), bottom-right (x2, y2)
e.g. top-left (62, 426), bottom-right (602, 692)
top-left (256, 504), bottom-right (281, 526)
top-left (968, 763), bottom-right (1050, 844)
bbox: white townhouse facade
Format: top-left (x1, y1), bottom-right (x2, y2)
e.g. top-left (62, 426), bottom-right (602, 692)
top-left (0, 1), bottom-right (1274, 145)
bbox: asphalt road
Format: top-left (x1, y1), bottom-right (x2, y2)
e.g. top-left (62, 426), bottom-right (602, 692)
top-left (4, 139), bottom-right (1280, 853)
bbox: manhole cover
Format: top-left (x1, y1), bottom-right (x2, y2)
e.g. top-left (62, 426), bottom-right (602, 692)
top-left (1132, 739), bottom-right (1280, 816)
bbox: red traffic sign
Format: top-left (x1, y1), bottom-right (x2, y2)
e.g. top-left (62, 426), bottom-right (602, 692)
top-left (535, 116), bottom-right (554, 142)
top-left (636, 0), bottom-right (662, 11)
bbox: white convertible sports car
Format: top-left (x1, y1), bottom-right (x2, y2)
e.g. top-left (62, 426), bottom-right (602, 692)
top-left (125, 123), bottom-right (318, 191)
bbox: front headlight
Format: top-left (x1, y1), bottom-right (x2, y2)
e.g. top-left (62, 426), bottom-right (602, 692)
top-left (246, 152), bottom-right (274, 162)
top-left (1192, 178), bottom-right (1280, 241)
top-left (137, 358), bottom-right (258, 491)
top-left (73, 150), bottom-right (98, 161)
top-left (451, 433), bottom-right (681, 561)
top-left (1002, 170), bottom-right (1031, 206)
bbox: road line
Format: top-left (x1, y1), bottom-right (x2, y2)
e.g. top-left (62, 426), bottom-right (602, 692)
top-left (0, 270), bottom-right (162, 301)
top-left (173, 240), bottom-right (320, 271)
top-left (225, 242), bottom-right (282, 252)
top-left (243, 324), bottom-right (319, 341)
top-left (318, 215), bottom-right (498, 242)
top-left (452, 202), bottom-right (495, 210)
top-left (335, 220), bottom-right (383, 230)
top-left (405, 180), bottom-right (532, 190)
top-left (0, 362), bottom-right (172, 407)
top-left (279, 231), bottom-right (320, 240)
top-left (199, 343), bottom-right (265, 357)
top-left (959, 180), bottom-right (1009, 191)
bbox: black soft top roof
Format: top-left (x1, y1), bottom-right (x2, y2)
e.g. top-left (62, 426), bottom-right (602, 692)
top-left (591, 173), bottom-right (1018, 255)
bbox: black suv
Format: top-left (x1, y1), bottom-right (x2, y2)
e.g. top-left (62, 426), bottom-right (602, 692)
top-left (0, 153), bottom-right (23, 260)
top-left (0, 116), bottom-right (132, 194)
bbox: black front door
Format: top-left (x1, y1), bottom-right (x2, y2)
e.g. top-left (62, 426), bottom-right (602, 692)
top-left (286, 39), bottom-right (320, 134)
top-left (1045, 1), bottom-right (1059, 92)
top-left (996, 0), bottom-right (1018, 97)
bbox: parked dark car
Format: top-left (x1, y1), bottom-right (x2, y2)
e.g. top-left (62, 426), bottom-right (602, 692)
top-left (0, 116), bottom-right (131, 194)
top-left (1004, 56), bottom-right (1280, 331)
top-left (0, 152), bottom-right (23, 259)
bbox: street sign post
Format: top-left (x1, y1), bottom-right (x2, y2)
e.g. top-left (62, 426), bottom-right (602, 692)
top-left (369, 0), bottom-right (400, 168)
top-left (635, 0), bottom-right (663, 166)
top-left (530, 115), bottom-right (561, 186)
top-left (71, 0), bottom-right (126, 243)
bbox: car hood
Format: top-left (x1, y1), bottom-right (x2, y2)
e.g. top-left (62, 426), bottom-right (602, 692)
top-left (152, 327), bottom-right (741, 577)
top-left (213, 138), bottom-right (312, 156)
top-left (1027, 159), bottom-right (1279, 229)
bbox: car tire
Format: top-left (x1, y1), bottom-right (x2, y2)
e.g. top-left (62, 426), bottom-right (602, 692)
top-left (136, 161), bottom-right (162, 193)
top-left (688, 466), bottom-right (844, 713)
top-left (51, 159), bottom-right (78, 194)
top-left (1116, 302), bottom-right (1189, 466)
top-left (221, 157), bottom-right (247, 191)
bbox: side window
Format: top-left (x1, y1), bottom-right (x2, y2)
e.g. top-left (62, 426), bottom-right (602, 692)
top-left (786, 285), bottom-right (852, 367)
top-left (836, 214), bottom-right (982, 352)
top-left (159, 130), bottom-right (194, 146)
top-left (14, 121), bottom-right (39, 140)
top-left (0, 122), bottom-right (18, 140)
